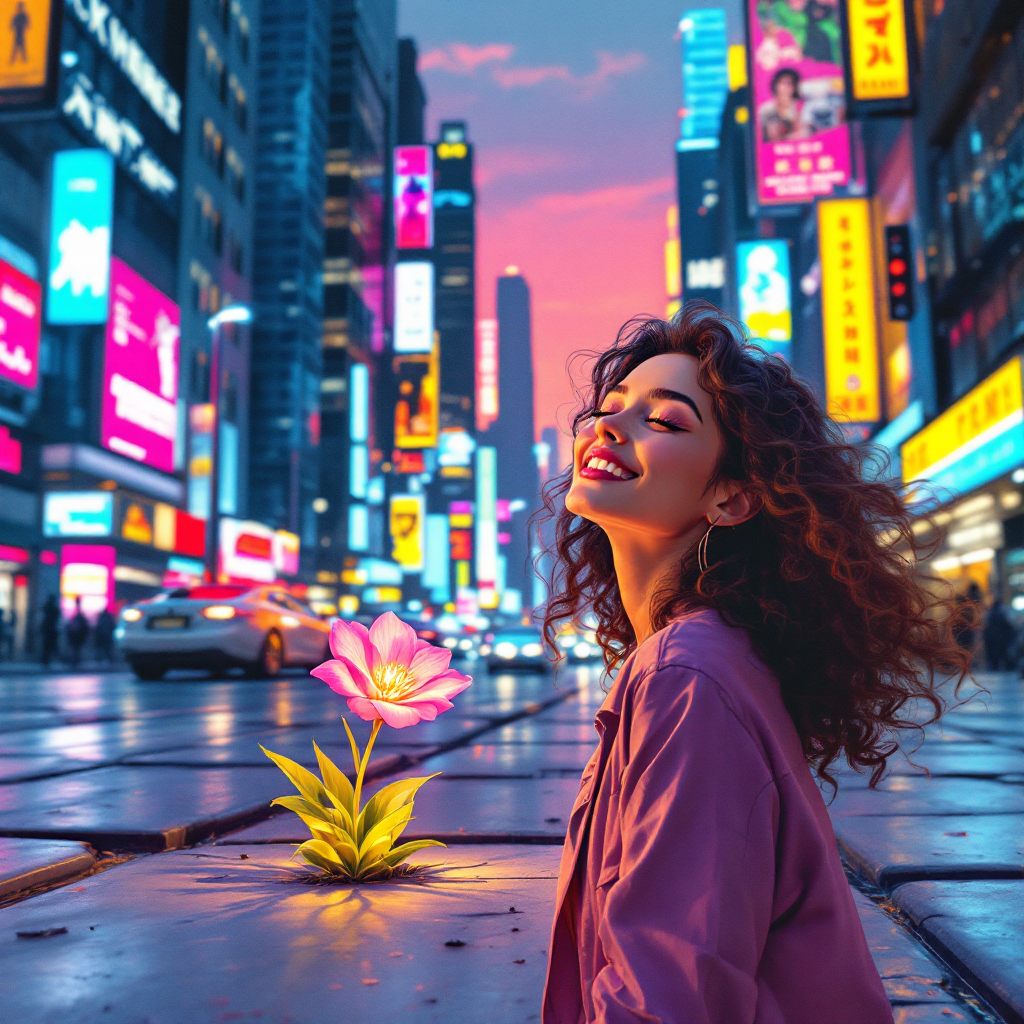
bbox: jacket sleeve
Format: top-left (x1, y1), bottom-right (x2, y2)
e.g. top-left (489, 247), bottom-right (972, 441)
top-left (592, 665), bottom-right (777, 1024)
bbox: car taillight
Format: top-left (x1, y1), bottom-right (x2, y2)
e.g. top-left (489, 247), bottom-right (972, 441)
top-left (202, 605), bottom-right (236, 620)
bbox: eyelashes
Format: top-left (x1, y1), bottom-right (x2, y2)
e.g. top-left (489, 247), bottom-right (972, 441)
top-left (592, 409), bottom-right (686, 432)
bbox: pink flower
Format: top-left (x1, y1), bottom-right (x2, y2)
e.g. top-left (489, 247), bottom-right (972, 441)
top-left (311, 612), bottom-right (473, 729)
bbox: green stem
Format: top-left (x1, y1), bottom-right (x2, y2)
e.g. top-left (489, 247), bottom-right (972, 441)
top-left (352, 718), bottom-right (383, 837)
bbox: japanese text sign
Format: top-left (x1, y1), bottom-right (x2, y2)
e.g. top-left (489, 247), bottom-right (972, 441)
top-left (818, 198), bottom-right (881, 423)
top-left (845, 0), bottom-right (910, 103)
top-left (0, 257), bottom-right (40, 389)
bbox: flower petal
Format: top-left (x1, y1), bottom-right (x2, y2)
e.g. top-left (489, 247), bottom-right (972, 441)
top-left (329, 619), bottom-right (378, 679)
top-left (406, 668), bottom-right (473, 702)
top-left (311, 660), bottom-right (367, 699)
top-left (369, 699), bottom-right (424, 729)
top-left (409, 642), bottom-right (453, 682)
top-left (369, 611), bottom-right (417, 669)
top-left (345, 696), bottom-right (382, 722)
top-left (399, 695), bottom-right (452, 716)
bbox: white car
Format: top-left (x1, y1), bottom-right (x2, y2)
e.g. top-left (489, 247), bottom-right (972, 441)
top-left (117, 584), bottom-right (331, 680)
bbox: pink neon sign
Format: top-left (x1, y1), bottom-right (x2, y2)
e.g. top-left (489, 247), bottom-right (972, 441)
top-left (394, 146), bottom-right (433, 249)
top-left (747, 0), bottom-right (852, 206)
top-left (0, 258), bottom-right (40, 390)
top-left (102, 258), bottom-right (180, 473)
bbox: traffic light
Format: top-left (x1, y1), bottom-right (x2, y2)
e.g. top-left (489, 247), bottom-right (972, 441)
top-left (884, 225), bottom-right (914, 321)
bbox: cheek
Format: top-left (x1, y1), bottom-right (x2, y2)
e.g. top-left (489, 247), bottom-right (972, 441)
top-left (640, 436), bottom-right (718, 508)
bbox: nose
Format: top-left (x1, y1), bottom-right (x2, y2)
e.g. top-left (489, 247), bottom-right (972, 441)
top-left (594, 409), bottom-right (627, 446)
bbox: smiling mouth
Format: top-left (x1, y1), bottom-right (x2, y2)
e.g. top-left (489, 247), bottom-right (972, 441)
top-left (580, 450), bottom-right (639, 481)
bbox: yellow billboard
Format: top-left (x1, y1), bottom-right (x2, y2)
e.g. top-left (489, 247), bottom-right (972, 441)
top-left (0, 0), bottom-right (54, 94)
top-left (393, 344), bottom-right (439, 450)
top-left (389, 494), bottom-right (424, 572)
top-left (846, 0), bottom-right (911, 103)
top-left (818, 198), bottom-right (881, 423)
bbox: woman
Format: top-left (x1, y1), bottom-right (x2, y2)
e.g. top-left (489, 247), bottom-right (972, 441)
top-left (539, 305), bottom-right (968, 1023)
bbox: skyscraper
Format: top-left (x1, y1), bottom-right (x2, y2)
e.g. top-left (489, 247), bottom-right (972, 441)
top-left (490, 270), bottom-right (539, 607)
top-left (249, 0), bottom-right (330, 569)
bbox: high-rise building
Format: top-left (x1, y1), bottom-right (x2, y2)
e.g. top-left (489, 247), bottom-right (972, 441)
top-left (489, 270), bottom-right (539, 608)
top-left (317, 0), bottom-right (396, 578)
top-left (396, 39), bottom-right (426, 147)
top-left (178, 0), bottom-right (259, 523)
top-left (249, 0), bottom-right (330, 570)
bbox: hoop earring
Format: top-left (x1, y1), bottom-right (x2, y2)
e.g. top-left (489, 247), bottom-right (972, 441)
top-left (698, 517), bottom-right (721, 574)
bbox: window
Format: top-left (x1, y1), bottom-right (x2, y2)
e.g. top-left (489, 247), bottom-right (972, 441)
top-left (203, 41), bottom-right (226, 102)
top-left (201, 118), bottom-right (224, 176)
top-left (229, 76), bottom-right (248, 130)
top-left (226, 228), bottom-right (244, 274)
top-left (225, 147), bottom-right (245, 201)
top-left (234, 5), bottom-right (250, 62)
top-left (217, 0), bottom-right (230, 33)
top-left (195, 187), bottom-right (223, 254)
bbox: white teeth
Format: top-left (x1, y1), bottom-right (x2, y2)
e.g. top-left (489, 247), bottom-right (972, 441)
top-left (586, 455), bottom-right (634, 478)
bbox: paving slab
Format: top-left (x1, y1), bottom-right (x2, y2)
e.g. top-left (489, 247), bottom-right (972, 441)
top-left (0, 755), bottom-right (94, 783)
top-left (852, 890), bottom-right (963, 1006)
top-left (417, 742), bottom-right (596, 778)
top-left (892, 880), bottom-right (1024, 1023)
top-left (837, 815), bottom-right (1024, 888)
top-left (0, 838), bottom-right (95, 900)
top-left (488, 720), bottom-right (600, 744)
top-left (830, 743), bottom-right (1024, 783)
top-left (827, 776), bottom-right (1024, 817)
top-left (219, 776), bottom-right (580, 844)
top-left (0, 844), bottom-right (561, 1024)
top-left (0, 765), bottom-right (314, 851)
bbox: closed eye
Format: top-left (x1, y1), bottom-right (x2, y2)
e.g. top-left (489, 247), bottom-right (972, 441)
top-left (646, 417), bottom-right (686, 431)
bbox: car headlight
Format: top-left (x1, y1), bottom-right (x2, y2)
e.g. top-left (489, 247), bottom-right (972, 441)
top-left (574, 642), bottom-right (592, 658)
top-left (202, 605), bottom-right (236, 620)
top-left (122, 608), bottom-right (143, 622)
top-left (494, 642), bottom-right (518, 659)
top-left (520, 642), bottom-right (543, 658)
top-left (479, 644), bottom-right (491, 655)
top-left (443, 637), bottom-right (459, 648)
top-left (458, 638), bottom-right (473, 650)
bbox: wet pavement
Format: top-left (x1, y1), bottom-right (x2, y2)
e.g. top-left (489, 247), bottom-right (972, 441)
top-left (0, 662), bottom-right (1019, 1021)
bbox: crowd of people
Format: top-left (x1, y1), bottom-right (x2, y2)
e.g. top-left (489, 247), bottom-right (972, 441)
top-left (0, 596), bottom-right (118, 668)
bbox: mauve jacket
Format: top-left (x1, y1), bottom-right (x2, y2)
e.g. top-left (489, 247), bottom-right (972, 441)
top-left (541, 609), bottom-right (892, 1024)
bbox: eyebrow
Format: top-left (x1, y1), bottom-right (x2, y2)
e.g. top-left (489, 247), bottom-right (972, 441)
top-left (607, 384), bottom-right (704, 423)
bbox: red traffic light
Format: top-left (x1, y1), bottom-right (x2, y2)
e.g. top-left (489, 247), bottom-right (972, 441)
top-left (888, 258), bottom-right (907, 276)
top-left (891, 282), bottom-right (906, 297)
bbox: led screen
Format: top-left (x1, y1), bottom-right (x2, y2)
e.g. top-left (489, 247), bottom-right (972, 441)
top-left (0, 257), bottom-right (41, 389)
top-left (60, 544), bottom-right (115, 620)
top-left (44, 492), bottom-right (114, 538)
top-left (390, 494), bottom-right (425, 572)
top-left (47, 150), bottom-right (114, 325)
top-left (0, 0), bottom-right (55, 97)
top-left (394, 347), bottom-right (439, 450)
top-left (219, 518), bottom-right (276, 583)
top-left (747, 0), bottom-right (851, 205)
top-left (736, 240), bottom-right (792, 356)
top-left (102, 258), bottom-right (180, 473)
top-left (394, 146), bottom-right (434, 249)
top-left (475, 319), bottom-right (499, 430)
top-left (394, 262), bottom-right (434, 353)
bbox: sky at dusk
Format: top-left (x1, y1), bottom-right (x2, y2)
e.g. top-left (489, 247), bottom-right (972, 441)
top-left (398, 0), bottom-right (743, 460)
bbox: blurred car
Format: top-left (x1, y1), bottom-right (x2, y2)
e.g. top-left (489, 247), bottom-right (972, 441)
top-left (553, 625), bottom-right (603, 662)
top-left (117, 584), bottom-right (331, 680)
top-left (485, 626), bottom-right (550, 671)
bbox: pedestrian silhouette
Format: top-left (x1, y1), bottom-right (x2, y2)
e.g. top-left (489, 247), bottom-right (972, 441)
top-left (67, 597), bottom-right (91, 669)
top-left (41, 594), bottom-right (60, 667)
top-left (983, 596), bottom-right (1018, 671)
top-left (94, 607), bottom-right (117, 664)
top-left (9, 2), bottom-right (30, 65)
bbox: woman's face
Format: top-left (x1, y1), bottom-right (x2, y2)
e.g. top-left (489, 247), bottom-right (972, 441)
top-left (566, 353), bottom-right (731, 543)
top-left (774, 76), bottom-right (796, 102)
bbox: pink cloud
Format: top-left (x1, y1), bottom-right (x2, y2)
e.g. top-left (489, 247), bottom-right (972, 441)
top-left (419, 43), bottom-right (514, 74)
top-left (474, 148), bottom-right (573, 187)
top-left (492, 64), bottom-right (572, 88)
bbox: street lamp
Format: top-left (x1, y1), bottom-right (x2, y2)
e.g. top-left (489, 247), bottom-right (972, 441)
top-left (205, 305), bottom-right (252, 581)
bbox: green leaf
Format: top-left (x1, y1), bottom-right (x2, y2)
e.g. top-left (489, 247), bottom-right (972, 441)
top-left (295, 839), bottom-right (349, 877)
top-left (313, 740), bottom-right (355, 817)
top-left (359, 803), bottom-right (413, 860)
top-left (270, 794), bottom-right (352, 835)
top-left (322, 832), bottom-right (360, 873)
top-left (357, 774), bottom-right (440, 841)
top-left (342, 718), bottom-right (362, 777)
top-left (260, 746), bottom-right (331, 806)
top-left (381, 839), bottom-right (446, 868)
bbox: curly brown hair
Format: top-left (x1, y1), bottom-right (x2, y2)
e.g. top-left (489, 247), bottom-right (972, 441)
top-left (540, 303), bottom-right (972, 790)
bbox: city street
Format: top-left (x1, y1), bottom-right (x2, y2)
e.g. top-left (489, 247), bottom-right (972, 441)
top-left (0, 660), bottom-right (1018, 1021)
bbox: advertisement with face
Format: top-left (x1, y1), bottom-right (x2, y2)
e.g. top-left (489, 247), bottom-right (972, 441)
top-left (102, 258), bottom-right (180, 473)
top-left (0, 258), bottom-right (40, 389)
top-left (748, 0), bottom-right (850, 205)
top-left (393, 146), bottom-right (433, 250)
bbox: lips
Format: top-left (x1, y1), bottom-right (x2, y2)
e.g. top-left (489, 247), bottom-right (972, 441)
top-left (579, 445), bottom-right (639, 481)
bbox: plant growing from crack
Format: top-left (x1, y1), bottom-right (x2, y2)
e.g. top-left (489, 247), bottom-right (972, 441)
top-left (262, 612), bottom-right (472, 882)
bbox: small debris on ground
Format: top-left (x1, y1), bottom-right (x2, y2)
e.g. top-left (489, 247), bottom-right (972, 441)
top-left (16, 927), bottom-right (67, 939)
top-left (444, 939), bottom-right (466, 947)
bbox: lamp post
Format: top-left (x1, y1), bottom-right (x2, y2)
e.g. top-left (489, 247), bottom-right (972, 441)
top-left (205, 304), bottom-right (252, 582)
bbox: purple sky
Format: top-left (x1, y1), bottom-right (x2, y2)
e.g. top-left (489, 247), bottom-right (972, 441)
top-left (399, 0), bottom-right (743, 454)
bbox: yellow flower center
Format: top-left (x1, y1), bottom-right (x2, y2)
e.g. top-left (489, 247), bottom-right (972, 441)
top-left (371, 662), bottom-right (417, 702)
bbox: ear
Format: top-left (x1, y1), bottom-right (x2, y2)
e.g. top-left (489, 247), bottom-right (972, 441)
top-left (708, 482), bottom-right (760, 528)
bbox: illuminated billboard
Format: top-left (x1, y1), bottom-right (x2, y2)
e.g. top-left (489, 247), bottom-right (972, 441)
top-left (219, 518), bottom-right (276, 583)
top-left (60, 544), bottom-right (115, 620)
top-left (349, 362), bottom-right (369, 441)
top-left (845, 0), bottom-right (911, 106)
top-left (475, 446), bottom-right (498, 591)
top-left (747, 0), bottom-right (851, 205)
top-left (475, 319), bottom-right (499, 431)
top-left (394, 146), bottom-right (433, 250)
top-left (390, 493), bottom-right (425, 572)
top-left (678, 8), bottom-right (730, 151)
top-left (0, 257), bottom-right (40, 389)
top-left (736, 240), bottom-right (792, 356)
top-left (394, 261), bottom-right (434, 353)
top-left (818, 199), bottom-right (880, 423)
top-left (272, 530), bottom-right (300, 576)
top-left (394, 345), bottom-right (439, 450)
top-left (47, 150), bottom-right (114, 325)
top-left (0, 0), bottom-right (58, 110)
top-left (44, 492), bottom-right (114, 537)
top-left (901, 357), bottom-right (1024, 499)
top-left (102, 258), bottom-right (180, 473)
